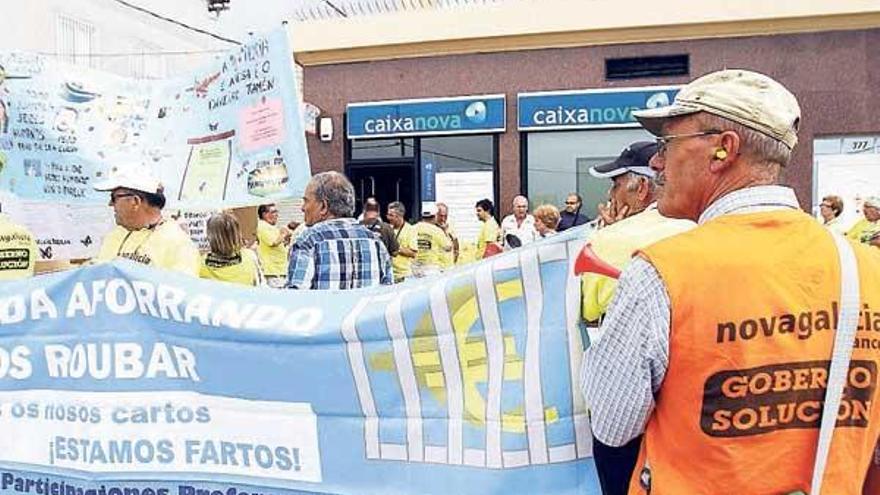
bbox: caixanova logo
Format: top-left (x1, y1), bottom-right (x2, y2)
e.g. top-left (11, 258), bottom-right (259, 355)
top-left (363, 101), bottom-right (487, 134)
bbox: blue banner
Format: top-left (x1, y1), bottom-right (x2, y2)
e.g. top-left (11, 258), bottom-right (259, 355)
top-left (347, 95), bottom-right (506, 139)
top-left (518, 86), bottom-right (680, 131)
top-left (0, 228), bottom-right (599, 495)
top-left (0, 28), bottom-right (310, 208)
top-left (421, 160), bottom-right (436, 202)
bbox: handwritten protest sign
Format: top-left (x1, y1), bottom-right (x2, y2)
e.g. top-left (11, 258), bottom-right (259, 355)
top-left (0, 28), bottom-right (309, 208)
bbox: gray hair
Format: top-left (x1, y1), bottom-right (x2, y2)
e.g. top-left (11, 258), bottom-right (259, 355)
top-left (696, 113), bottom-right (792, 169)
top-left (622, 172), bottom-right (656, 193)
top-left (309, 171), bottom-right (355, 218)
top-left (388, 201), bottom-right (406, 218)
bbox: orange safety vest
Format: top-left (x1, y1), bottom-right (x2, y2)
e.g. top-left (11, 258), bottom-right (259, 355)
top-left (630, 210), bottom-right (880, 495)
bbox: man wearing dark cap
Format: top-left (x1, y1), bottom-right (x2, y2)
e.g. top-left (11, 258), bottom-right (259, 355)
top-left (93, 163), bottom-right (199, 275)
top-left (582, 69), bottom-right (880, 494)
top-left (590, 141), bottom-right (659, 227)
top-left (580, 141), bottom-right (694, 495)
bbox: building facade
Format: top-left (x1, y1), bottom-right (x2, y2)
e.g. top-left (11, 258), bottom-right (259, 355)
top-left (293, 0), bottom-right (880, 237)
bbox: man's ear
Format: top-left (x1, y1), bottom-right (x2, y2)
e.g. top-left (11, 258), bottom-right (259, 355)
top-left (710, 131), bottom-right (741, 173)
top-left (638, 177), bottom-right (651, 201)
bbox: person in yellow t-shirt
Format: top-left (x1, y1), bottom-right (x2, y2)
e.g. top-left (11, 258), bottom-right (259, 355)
top-left (475, 198), bottom-right (500, 259)
top-left (582, 141), bottom-right (695, 323)
top-left (436, 202), bottom-right (459, 269)
top-left (412, 203), bottom-right (452, 277)
top-left (200, 212), bottom-right (263, 286)
top-left (256, 203), bottom-right (292, 288)
top-left (93, 164), bottom-right (199, 275)
top-left (386, 201), bottom-right (417, 282)
top-left (845, 196), bottom-right (880, 246)
top-left (0, 210), bottom-right (36, 280)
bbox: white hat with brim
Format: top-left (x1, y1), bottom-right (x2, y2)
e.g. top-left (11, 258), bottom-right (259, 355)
top-left (93, 164), bottom-right (163, 194)
top-left (864, 197), bottom-right (880, 209)
top-left (421, 202), bottom-right (438, 217)
top-left (633, 69), bottom-right (801, 152)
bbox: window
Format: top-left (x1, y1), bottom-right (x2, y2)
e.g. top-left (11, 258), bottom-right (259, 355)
top-left (350, 138), bottom-right (414, 160)
top-left (526, 128), bottom-right (652, 219)
top-left (56, 15), bottom-right (96, 68)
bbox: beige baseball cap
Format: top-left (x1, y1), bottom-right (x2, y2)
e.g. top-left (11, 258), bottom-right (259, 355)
top-left (633, 69), bottom-right (801, 150)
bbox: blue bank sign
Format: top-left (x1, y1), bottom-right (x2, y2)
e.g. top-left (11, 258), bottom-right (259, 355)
top-left (347, 94), bottom-right (506, 138)
top-left (518, 85), bottom-right (680, 131)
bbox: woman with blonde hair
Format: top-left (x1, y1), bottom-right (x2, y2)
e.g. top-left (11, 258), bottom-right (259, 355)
top-left (200, 212), bottom-right (263, 286)
top-left (533, 204), bottom-right (561, 238)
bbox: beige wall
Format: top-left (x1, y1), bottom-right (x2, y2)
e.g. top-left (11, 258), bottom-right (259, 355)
top-left (292, 0), bottom-right (880, 65)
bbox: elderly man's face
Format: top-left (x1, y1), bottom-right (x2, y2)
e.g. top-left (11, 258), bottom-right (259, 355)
top-left (386, 209), bottom-right (403, 227)
top-left (437, 206), bottom-right (448, 226)
top-left (608, 173), bottom-right (644, 216)
top-left (650, 116), bottom-right (717, 221)
top-left (865, 205), bottom-right (880, 222)
top-left (513, 197), bottom-right (529, 220)
top-left (301, 185), bottom-right (326, 227)
top-left (108, 187), bottom-right (142, 230)
top-left (564, 195), bottom-right (580, 213)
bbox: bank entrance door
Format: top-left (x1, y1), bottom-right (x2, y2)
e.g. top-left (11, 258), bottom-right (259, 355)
top-left (348, 164), bottom-right (416, 220)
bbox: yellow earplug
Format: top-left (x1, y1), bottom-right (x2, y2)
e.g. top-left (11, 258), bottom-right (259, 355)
top-left (715, 149), bottom-right (728, 160)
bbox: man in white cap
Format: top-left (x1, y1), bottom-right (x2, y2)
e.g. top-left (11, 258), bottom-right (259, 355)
top-left (93, 164), bottom-right (199, 275)
top-left (412, 202), bottom-right (451, 278)
top-left (581, 69), bottom-right (880, 494)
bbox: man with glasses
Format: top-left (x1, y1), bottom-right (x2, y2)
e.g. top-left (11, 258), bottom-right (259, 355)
top-left (558, 193), bottom-right (589, 232)
top-left (93, 164), bottom-right (199, 275)
top-left (257, 203), bottom-right (292, 288)
top-left (581, 70), bottom-right (880, 494)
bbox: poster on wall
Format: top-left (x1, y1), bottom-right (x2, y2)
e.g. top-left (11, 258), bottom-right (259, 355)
top-left (0, 27), bottom-right (310, 209)
top-left (813, 140), bottom-right (880, 230)
top-left (436, 170), bottom-right (494, 243)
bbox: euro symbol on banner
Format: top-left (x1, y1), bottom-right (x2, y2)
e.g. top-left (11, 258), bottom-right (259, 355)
top-left (369, 279), bottom-right (559, 433)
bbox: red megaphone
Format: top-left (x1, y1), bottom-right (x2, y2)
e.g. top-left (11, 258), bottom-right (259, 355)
top-left (574, 243), bottom-right (621, 279)
top-left (483, 242), bottom-right (503, 258)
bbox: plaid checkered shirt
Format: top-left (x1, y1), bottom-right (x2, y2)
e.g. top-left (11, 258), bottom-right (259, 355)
top-left (287, 218), bottom-right (393, 290)
top-left (580, 185), bottom-right (801, 447)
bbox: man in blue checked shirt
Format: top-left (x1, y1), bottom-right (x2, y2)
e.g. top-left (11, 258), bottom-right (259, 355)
top-left (286, 171), bottom-right (393, 290)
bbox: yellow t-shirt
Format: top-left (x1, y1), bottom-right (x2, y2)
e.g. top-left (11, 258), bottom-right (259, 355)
top-left (199, 248), bottom-right (261, 286)
top-left (392, 222), bottom-right (418, 281)
top-left (439, 224), bottom-right (457, 269)
top-left (0, 214), bottom-right (36, 281)
top-left (846, 217), bottom-right (880, 244)
top-left (256, 219), bottom-right (289, 277)
top-left (581, 207), bottom-right (694, 322)
top-left (96, 220), bottom-right (200, 275)
top-left (476, 216), bottom-right (500, 259)
top-left (413, 221), bottom-right (451, 275)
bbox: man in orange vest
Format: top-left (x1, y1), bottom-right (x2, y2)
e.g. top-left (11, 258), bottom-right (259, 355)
top-left (581, 69), bottom-right (880, 495)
